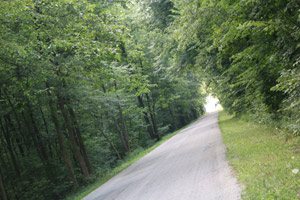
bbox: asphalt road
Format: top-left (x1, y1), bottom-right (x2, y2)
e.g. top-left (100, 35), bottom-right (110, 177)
top-left (83, 112), bottom-right (241, 200)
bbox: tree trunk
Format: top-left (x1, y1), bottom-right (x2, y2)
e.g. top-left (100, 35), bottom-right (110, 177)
top-left (56, 94), bottom-right (89, 177)
top-left (27, 105), bottom-right (48, 162)
top-left (39, 106), bottom-right (54, 158)
top-left (68, 107), bottom-right (92, 174)
top-left (112, 116), bottom-right (128, 152)
top-left (137, 59), bottom-right (158, 139)
top-left (168, 105), bottom-right (177, 130)
top-left (21, 105), bottom-right (48, 163)
top-left (102, 84), bottom-right (129, 152)
top-left (61, 79), bottom-right (92, 174)
top-left (1, 117), bottom-right (21, 178)
top-left (117, 100), bottom-right (130, 152)
top-left (0, 168), bottom-right (8, 200)
top-left (21, 111), bottom-right (42, 158)
top-left (114, 81), bottom-right (130, 152)
top-left (4, 93), bottom-right (25, 157)
top-left (145, 94), bottom-right (160, 140)
top-left (98, 127), bottom-right (122, 160)
top-left (137, 95), bottom-right (155, 139)
top-left (46, 83), bottom-right (78, 187)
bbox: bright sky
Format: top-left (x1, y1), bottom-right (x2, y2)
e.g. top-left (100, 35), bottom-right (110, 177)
top-left (204, 95), bottom-right (222, 113)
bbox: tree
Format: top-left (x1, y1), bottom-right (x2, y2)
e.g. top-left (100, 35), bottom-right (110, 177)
top-left (0, 0), bottom-right (206, 199)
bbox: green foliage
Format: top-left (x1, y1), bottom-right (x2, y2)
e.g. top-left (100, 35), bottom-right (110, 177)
top-left (4, 0), bottom-right (300, 198)
top-left (273, 68), bottom-right (300, 135)
top-left (0, 0), bottom-right (205, 199)
top-left (168, 0), bottom-right (300, 132)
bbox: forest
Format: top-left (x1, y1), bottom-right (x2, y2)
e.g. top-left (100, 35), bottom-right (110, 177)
top-left (1, 0), bottom-right (300, 199)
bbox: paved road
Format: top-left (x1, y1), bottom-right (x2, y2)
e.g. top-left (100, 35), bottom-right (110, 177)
top-left (83, 112), bottom-right (241, 200)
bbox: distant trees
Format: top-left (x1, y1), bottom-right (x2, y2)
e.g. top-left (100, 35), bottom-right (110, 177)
top-left (0, 0), bottom-right (204, 199)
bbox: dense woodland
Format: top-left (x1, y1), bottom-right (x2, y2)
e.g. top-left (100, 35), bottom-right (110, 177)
top-left (1, 0), bottom-right (300, 199)
top-left (0, 0), bottom-right (204, 199)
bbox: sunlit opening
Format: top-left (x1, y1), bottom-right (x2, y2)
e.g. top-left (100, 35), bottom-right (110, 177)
top-left (205, 95), bottom-right (222, 113)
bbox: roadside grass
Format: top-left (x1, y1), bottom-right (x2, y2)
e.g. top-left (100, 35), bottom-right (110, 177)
top-left (67, 118), bottom-right (199, 200)
top-left (219, 111), bottom-right (300, 200)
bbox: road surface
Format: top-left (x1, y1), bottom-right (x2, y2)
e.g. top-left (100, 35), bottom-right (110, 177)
top-left (83, 112), bottom-right (241, 200)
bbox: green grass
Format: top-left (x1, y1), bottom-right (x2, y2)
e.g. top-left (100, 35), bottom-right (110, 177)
top-left (219, 111), bottom-right (300, 200)
top-left (67, 118), bottom-right (199, 200)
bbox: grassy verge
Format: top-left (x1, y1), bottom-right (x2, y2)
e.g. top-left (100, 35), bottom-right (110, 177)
top-left (219, 111), bottom-right (300, 199)
top-left (67, 118), bottom-right (199, 200)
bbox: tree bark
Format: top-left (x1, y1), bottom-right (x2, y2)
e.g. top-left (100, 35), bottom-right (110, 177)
top-left (112, 116), bottom-right (128, 151)
top-left (145, 94), bottom-right (160, 140)
top-left (168, 105), bottom-right (177, 130)
top-left (1, 117), bottom-right (21, 178)
top-left (27, 105), bottom-right (48, 162)
top-left (117, 101), bottom-right (130, 152)
top-left (21, 111), bottom-right (42, 158)
top-left (68, 107), bottom-right (92, 174)
top-left (4, 92), bottom-right (25, 157)
top-left (0, 168), bottom-right (8, 200)
top-left (114, 81), bottom-right (130, 152)
top-left (137, 59), bottom-right (158, 139)
top-left (46, 83), bottom-right (78, 187)
top-left (39, 106), bottom-right (54, 158)
top-left (56, 94), bottom-right (89, 177)
top-left (98, 127), bottom-right (122, 160)
top-left (101, 84), bottom-right (128, 152)
top-left (137, 95), bottom-right (155, 139)
top-left (61, 79), bottom-right (92, 174)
